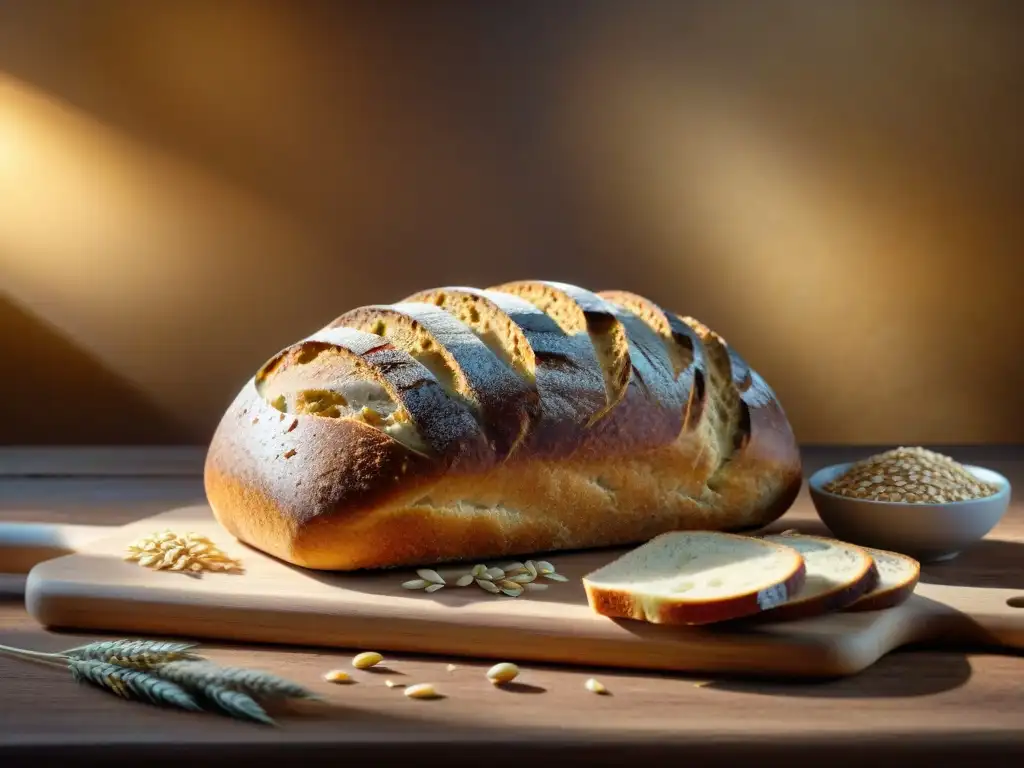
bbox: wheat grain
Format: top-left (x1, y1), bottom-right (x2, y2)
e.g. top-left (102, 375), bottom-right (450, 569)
top-left (125, 530), bottom-right (243, 574)
top-left (416, 568), bottom-right (445, 585)
top-left (498, 581), bottom-right (524, 597)
top-left (352, 651), bottom-right (384, 669)
top-left (486, 662), bottom-right (520, 684)
top-left (584, 677), bottom-right (608, 694)
top-left (476, 579), bottom-right (501, 594)
top-left (404, 683), bottom-right (440, 699)
top-left (69, 659), bottom-right (201, 712)
top-left (384, 679), bottom-right (403, 688)
top-left (324, 669), bottom-right (352, 683)
top-left (824, 446), bottom-right (1000, 503)
top-left (404, 559), bottom-right (566, 598)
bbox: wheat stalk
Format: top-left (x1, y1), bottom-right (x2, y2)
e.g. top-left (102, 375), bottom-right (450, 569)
top-left (0, 638), bottom-right (315, 725)
top-left (69, 659), bottom-right (202, 712)
top-left (195, 683), bottom-right (275, 725)
top-left (155, 660), bottom-right (319, 701)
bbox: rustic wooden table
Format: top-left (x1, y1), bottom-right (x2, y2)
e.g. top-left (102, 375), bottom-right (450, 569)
top-left (1, 446), bottom-right (1023, 767)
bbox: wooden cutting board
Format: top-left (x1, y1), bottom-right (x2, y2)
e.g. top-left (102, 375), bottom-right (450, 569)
top-left (23, 505), bottom-right (1024, 678)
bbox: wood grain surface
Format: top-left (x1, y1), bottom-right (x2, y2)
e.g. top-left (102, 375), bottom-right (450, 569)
top-left (2, 446), bottom-right (1024, 766)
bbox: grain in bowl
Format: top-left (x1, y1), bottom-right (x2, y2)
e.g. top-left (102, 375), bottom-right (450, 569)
top-left (823, 447), bottom-right (999, 504)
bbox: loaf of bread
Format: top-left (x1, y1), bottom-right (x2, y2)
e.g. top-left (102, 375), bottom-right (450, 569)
top-left (203, 280), bottom-right (803, 570)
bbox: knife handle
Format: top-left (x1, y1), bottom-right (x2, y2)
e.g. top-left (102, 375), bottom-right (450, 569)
top-left (0, 523), bottom-right (111, 574)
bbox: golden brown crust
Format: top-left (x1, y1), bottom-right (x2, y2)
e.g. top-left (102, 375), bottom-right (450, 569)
top-left (204, 281), bottom-right (804, 571)
top-left (844, 548), bottom-right (921, 612)
top-left (324, 302), bottom-right (540, 460)
top-left (583, 555), bottom-right (808, 626)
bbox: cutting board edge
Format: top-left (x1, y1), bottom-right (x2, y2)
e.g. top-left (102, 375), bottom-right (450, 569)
top-left (24, 562), bottom-right (890, 680)
top-left (22, 506), bottom-right (1003, 681)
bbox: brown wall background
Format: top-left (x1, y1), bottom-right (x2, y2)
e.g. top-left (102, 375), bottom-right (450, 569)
top-left (1, 0), bottom-right (1021, 446)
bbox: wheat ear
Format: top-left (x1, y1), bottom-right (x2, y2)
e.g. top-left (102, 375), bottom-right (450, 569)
top-left (69, 659), bottom-right (202, 712)
top-left (0, 639), bottom-right (203, 668)
top-left (156, 660), bottom-right (319, 701)
top-left (197, 683), bottom-right (276, 725)
top-left (1, 639), bottom-right (310, 725)
top-left (64, 640), bottom-right (205, 669)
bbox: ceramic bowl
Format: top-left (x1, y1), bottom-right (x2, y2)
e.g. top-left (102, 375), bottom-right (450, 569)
top-left (808, 462), bottom-right (1011, 562)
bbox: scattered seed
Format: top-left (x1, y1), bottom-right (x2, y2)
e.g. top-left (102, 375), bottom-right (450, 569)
top-left (455, 574), bottom-right (475, 587)
top-left (424, 583), bottom-right (445, 593)
top-left (544, 573), bottom-right (569, 582)
top-left (508, 573), bottom-right (535, 584)
top-left (446, 664), bottom-right (458, 672)
top-left (125, 531), bottom-right (243, 574)
top-left (404, 683), bottom-right (440, 699)
top-left (471, 564), bottom-right (488, 578)
top-left (385, 679), bottom-right (403, 688)
top-left (584, 677), bottom-right (608, 694)
top-left (535, 560), bottom-right (555, 575)
top-left (401, 579), bottom-right (429, 590)
top-left (523, 582), bottom-right (548, 591)
top-left (485, 567), bottom-right (506, 580)
top-left (501, 562), bottom-right (525, 573)
top-left (524, 561), bottom-right (538, 578)
top-left (500, 587), bottom-right (523, 597)
top-left (486, 662), bottom-right (520, 684)
top-left (476, 579), bottom-right (501, 594)
top-left (324, 669), bottom-right (352, 683)
top-left (417, 568), bottom-right (445, 585)
top-left (352, 652), bottom-right (383, 669)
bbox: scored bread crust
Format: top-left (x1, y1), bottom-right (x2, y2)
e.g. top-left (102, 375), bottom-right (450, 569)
top-left (325, 301), bottom-right (541, 460)
top-left (844, 547), bottom-right (921, 612)
top-left (581, 532), bottom-right (808, 626)
top-left (204, 280), bottom-right (803, 571)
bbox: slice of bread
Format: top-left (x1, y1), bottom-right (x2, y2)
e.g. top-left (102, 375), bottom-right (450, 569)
top-left (758, 534), bottom-right (878, 621)
top-left (582, 531), bottom-right (807, 626)
top-left (844, 547), bottom-right (920, 612)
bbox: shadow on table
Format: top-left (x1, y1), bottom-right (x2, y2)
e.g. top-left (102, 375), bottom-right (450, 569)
top-left (695, 649), bottom-right (973, 698)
